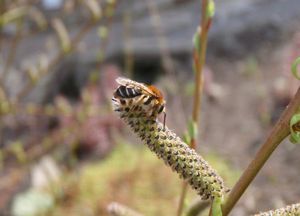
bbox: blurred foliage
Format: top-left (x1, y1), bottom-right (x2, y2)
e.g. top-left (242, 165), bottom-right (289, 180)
top-left (12, 189), bottom-right (55, 216)
top-left (46, 143), bottom-right (239, 216)
top-left (0, 1), bottom-right (119, 212)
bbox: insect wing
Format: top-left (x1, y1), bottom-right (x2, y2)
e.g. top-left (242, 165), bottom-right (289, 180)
top-left (116, 77), bottom-right (156, 97)
top-left (116, 77), bottom-right (133, 86)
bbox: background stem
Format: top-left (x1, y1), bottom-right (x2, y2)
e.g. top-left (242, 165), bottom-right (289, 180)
top-left (177, 0), bottom-right (209, 215)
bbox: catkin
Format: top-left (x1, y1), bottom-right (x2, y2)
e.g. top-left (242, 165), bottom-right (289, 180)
top-left (254, 203), bottom-right (300, 216)
top-left (114, 99), bottom-right (228, 200)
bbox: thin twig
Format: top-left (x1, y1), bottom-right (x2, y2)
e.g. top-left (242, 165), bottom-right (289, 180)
top-left (222, 86), bottom-right (300, 215)
top-left (95, 0), bottom-right (117, 70)
top-left (0, 1), bottom-right (6, 50)
top-left (192, 0), bottom-right (208, 127)
top-left (177, 181), bottom-right (188, 216)
top-left (177, 0), bottom-right (209, 215)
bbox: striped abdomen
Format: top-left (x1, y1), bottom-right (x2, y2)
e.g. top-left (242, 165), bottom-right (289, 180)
top-left (114, 85), bottom-right (142, 98)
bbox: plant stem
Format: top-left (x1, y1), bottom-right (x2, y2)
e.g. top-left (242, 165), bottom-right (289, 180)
top-left (177, 181), bottom-right (188, 216)
top-left (222, 86), bottom-right (300, 215)
top-left (177, 1), bottom-right (210, 215)
top-left (192, 0), bottom-right (208, 127)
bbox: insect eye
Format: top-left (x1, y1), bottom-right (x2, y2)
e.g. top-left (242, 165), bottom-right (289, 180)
top-left (158, 105), bottom-right (164, 114)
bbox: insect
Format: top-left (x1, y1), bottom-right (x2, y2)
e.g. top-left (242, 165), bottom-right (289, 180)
top-left (113, 77), bottom-right (166, 129)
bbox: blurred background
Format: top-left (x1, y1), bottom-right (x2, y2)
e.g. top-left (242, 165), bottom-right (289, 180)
top-left (1, 0), bottom-right (300, 215)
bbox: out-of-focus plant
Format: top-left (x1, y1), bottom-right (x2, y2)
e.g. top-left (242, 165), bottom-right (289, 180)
top-left (107, 202), bottom-right (144, 216)
top-left (0, 0), bottom-right (120, 213)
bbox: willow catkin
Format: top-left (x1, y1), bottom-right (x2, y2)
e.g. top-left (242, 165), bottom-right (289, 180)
top-left (112, 78), bottom-right (228, 200)
top-left (254, 203), bottom-right (300, 216)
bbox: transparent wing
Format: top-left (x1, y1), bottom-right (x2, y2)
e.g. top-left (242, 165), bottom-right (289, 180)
top-left (116, 77), bottom-right (133, 86)
top-left (115, 77), bottom-right (153, 95)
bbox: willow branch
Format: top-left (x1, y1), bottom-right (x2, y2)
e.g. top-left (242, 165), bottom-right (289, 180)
top-left (177, 1), bottom-right (210, 215)
top-left (222, 86), bottom-right (300, 215)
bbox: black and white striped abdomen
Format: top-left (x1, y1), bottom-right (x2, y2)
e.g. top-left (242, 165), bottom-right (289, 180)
top-left (115, 85), bottom-right (142, 98)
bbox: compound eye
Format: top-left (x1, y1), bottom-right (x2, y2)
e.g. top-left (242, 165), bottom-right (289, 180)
top-left (158, 104), bottom-right (164, 114)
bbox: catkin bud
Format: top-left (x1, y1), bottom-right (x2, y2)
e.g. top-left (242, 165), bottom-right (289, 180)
top-left (254, 203), bottom-right (300, 216)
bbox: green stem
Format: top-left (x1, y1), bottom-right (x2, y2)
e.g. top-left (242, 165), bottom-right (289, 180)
top-left (222, 86), bottom-right (300, 215)
top-left (177, 1), bottom-right (210, 215)
top-left (192, 0), bottom-right (208, 126)
top-left (177, 181), bottom-right (188, 216)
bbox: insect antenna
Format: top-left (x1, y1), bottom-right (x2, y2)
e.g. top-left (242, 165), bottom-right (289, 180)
top-left (163, 111), bottom-right (166, 130)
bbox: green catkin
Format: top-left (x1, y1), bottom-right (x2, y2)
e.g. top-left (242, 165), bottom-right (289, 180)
top-left (254, 203), bottom-right (300, 216)
top-left (113, 93), bottom-right (227, 200)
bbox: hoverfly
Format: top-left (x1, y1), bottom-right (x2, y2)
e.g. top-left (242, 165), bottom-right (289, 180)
top-left (114, 77), bottom-right (166, 129)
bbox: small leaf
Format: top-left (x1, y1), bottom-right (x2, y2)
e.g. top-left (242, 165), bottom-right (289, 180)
top-left (51, 18), bottom-right (71, 54)
top-left (206, 0), bottom-right (215, 19)
top-left (83, 0), bottom-right (102, 21)
top-left (193, 27), bottom-right (201, 54)
top-left (182, 132), bottom-right (191, 145)
top-left (291, 56), bottom-right (300, 80)
top-left (290, 113), bottom-right (300, 144)
top-left (188, 120), bottom-right (198, 140)
top-left (211, 197), bottom-right (223, 216)
top-left (0, 6), bottom-right (28, 27)
top-left (10, 141), bottom-right (27, 164)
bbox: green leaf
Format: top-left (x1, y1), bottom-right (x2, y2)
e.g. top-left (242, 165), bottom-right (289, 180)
top-left (0, 6), bottom-right (27, 27)
top-left (291, 56), bottom-right (300, 80)
top-left (212, 196), bottom-right (223, 216)
top-left (290, 113), bottom-right (300, 144)
top-left (188, 120), bottom-right (198, 140)
top-left (182, 132), bottom-right (191, 145)
top-left (206, 0), bottom-right (216, 19)
top-left (193, 28), bottom-right (201, 54)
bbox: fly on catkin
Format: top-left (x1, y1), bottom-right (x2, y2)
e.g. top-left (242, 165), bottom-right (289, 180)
top-left (112, 77), bottom-right (228, 200)
top-left (253, 203), bottom-right (300, 216)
